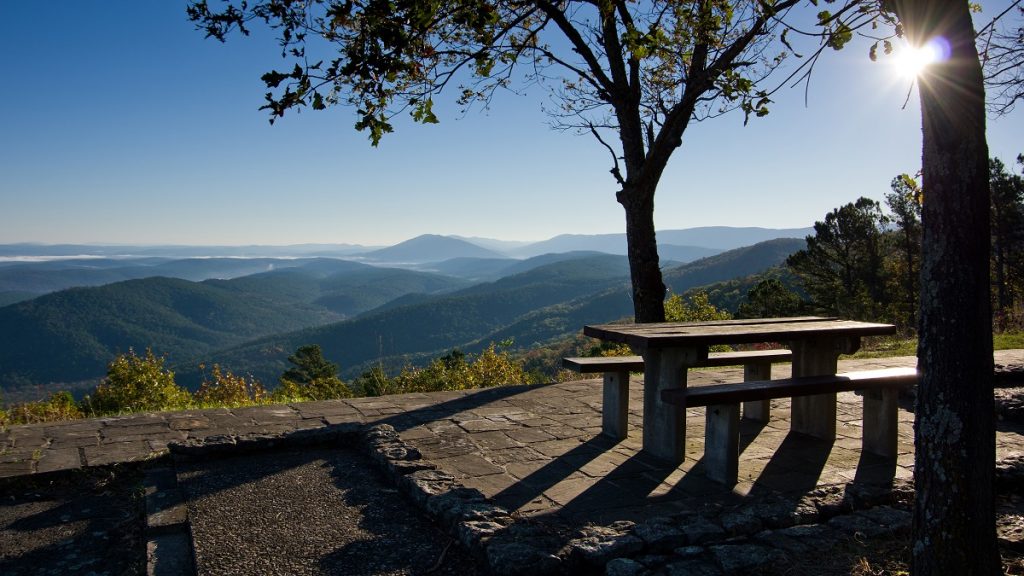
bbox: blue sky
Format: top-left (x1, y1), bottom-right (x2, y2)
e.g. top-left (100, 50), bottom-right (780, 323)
top-left (0, 1), bottom-right (1020, 247)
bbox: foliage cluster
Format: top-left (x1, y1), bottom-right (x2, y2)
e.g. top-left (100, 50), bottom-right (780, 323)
top-left (274, 345), bottom-right (353, 401)
top-left (1, 341), bottom-right (533, 427)
top-left (81, 348), bottom-right (192, 416)
top-left (0, 391), bottom-right (83, 427)
top-left (786, 156), bottom-right (1024, 334)
top-left (664, 291), bottom-right (733, 323)
top-left (352, 342), bottom-right (530, 396)
top-left (194, 364), bottom-right (268, 407)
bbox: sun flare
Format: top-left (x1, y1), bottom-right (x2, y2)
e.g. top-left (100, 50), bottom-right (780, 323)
top-left (891, 38), bottom-right (950, 78)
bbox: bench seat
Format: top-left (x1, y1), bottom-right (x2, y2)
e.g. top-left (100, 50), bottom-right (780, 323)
top-left (661, 367), bottom-right (918, 407)
top-left (660, 367), bottom-right (918, 484)
top-left (562, 349), bottom-right (793, 441)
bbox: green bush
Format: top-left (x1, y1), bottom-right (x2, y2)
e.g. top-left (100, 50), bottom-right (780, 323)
top-left (273, 345), bottom-right (353, 401)
top-left (2, 391), bottom-right (84, 426)
top-left (195, 364), bottom-right (267, 407)
top-left (665, 291), bottom-right (733, 352)
top-left (365, 343), bottom-right (530, 395)
top-left (352, 365), bottom-right (397, 397)
top-left (83, 348), bottom-right (192, 415)
top-left (665, 290), bottom-right (732, 322)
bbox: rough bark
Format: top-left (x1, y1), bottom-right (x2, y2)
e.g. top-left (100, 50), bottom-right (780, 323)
top-left (896, 0), bottom-right (1000, 573)
top-left (619, 184), bottom-right (666, 323)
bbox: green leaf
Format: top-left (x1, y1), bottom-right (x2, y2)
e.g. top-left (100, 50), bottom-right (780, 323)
top-left (411, 98), bottom-right (439, 124)
top-left (827, 23), bottom-right (853, 50)
top-left (262, 70), bottom-right (289, 88)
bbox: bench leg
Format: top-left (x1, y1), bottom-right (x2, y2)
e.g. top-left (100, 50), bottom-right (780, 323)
top-left (742, 362), bottom-right (771, 423)
top-left (602, 371), bottom-right (630, 441)
top-left (705, 403), bottom-right (740, 485)
top-left (862, 387), bottom-right (899, 458)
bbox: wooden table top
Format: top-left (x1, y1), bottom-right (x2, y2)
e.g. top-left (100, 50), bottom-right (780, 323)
top-left (583, 316), bottom-right (897, 349)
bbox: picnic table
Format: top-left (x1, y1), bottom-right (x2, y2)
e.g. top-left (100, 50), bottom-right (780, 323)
top-left (583, 317), bottom-right (905, 476)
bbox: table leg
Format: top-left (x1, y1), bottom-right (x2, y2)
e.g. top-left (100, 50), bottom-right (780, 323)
top-left (642, 347), bottom-right (699, 464)
top-left (789, 337), bottom-right (858, 441)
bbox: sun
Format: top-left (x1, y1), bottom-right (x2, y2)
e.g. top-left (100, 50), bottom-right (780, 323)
top-left (891, 38), bottom-right (950, 79)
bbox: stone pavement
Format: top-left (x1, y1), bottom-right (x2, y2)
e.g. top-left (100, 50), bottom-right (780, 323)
top-left (3, 352), bottom-right (1024, 575)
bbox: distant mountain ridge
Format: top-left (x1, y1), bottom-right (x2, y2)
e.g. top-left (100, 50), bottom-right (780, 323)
top-left (0, 243), bottom-right (375, 258)
top-left (0, 225), bottom-right (812, 265)
top-left (510, 226), bottom-right (812, 257)
top-left (358, 234), bottom-right (506, 263)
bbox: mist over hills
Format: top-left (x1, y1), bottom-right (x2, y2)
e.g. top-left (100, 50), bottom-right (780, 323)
top-left (0, 227), bottom-right (811, 400)
top-left (0, 257), bottom-right (332, 301)
top-left (0, 243), bottom-right (373, 259)
top-left (0, 226), bottom-right (810, 302)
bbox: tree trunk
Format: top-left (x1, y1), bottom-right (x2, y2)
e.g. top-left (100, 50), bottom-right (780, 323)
top-left (897, 1), bottom-right (1000, 574)
top-left (619, 184), bottom-right (666, 323)
top-left (995, 218), bottom-right (1009, 311)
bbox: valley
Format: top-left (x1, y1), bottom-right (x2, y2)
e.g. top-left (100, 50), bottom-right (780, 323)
top-left (0, 228), bottom-right (810, 403)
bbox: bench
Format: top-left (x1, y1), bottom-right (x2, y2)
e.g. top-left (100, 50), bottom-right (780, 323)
top-left (562, 349), bottom-right (793, 441)
top-left (660, 367), bottom-right (918, 484)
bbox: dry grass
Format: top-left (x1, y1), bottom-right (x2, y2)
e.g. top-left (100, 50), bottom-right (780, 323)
top-left (764, 530), bottom-right (1024, 576)
top-left (763, 535), bottom-right (910, 576)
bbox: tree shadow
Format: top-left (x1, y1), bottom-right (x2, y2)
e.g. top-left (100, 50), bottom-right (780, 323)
top-left (376, 382), bottom-right (541, 433)
top-left (852, 450), bottom-right (898, 486)
top-left (0, 468), bottom-right (145, 576)
top-left (318, 449), bottom-right (485, 575)
top-left (747, 432), bottom-right (835, 498)
top-left (489, 435), bottom-right (620, 513)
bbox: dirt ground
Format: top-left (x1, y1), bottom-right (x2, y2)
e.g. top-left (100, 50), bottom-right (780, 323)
top-left (0, 448), bottom-right (485, 576)
top-left (177, 446), bottom-right (484, 576)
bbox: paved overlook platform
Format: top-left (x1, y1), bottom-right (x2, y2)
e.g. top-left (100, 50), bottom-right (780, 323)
top-left (3, 352), bottom-right (1024, 575)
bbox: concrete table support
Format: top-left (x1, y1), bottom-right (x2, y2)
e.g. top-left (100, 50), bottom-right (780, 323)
top-left (789, 337), bottom-right (859, 441)
top-left (642, 347), bottom-right (703, 464)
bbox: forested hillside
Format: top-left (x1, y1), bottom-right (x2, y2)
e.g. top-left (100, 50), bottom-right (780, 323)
top-left (0, 263), bottom-right (467, 395)
top-left (175, 254), bottom-right (633, 385)
top-left (663, 238), bottom-right (806, 294)
top-left (0, 237), bottom-right (806, 401)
